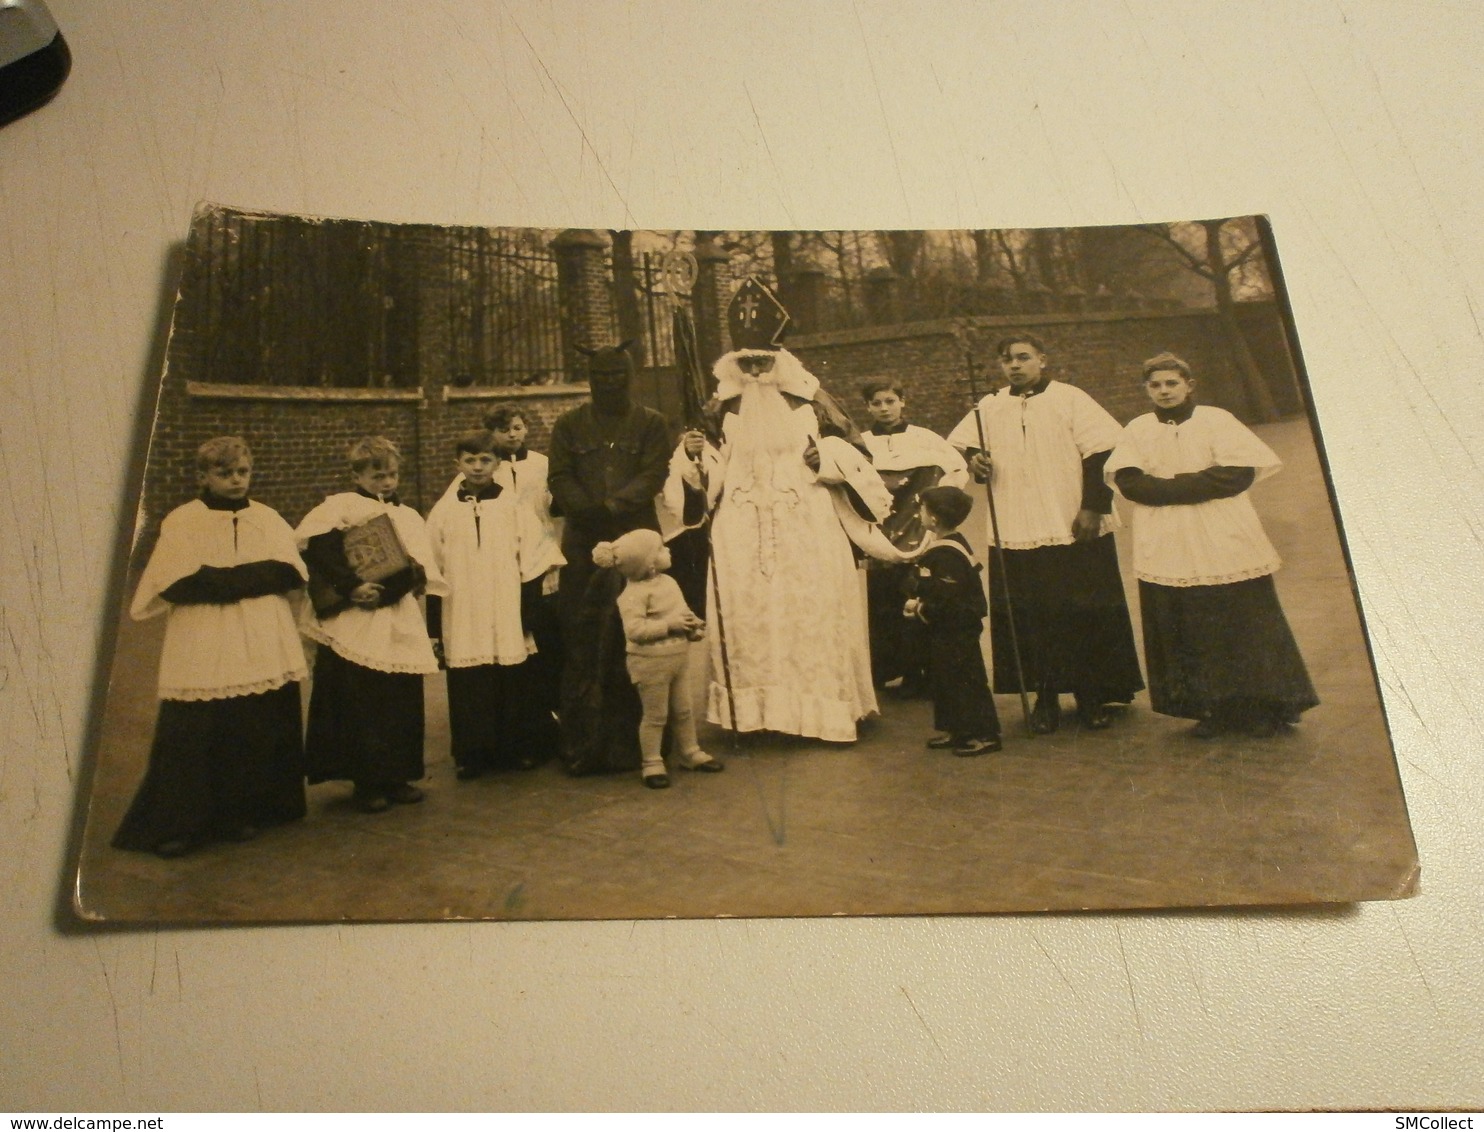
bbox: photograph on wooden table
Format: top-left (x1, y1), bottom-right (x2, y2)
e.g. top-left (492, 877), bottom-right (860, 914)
top-left (72, 205), bottom-right (1418, 923)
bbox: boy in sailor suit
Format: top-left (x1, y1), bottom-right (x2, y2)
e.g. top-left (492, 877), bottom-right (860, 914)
top-left (904, 486), bottom-right (1002, 757)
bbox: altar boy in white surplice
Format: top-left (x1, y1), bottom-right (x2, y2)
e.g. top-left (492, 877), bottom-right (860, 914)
top-left (296, 436), bottom-right (448, 815)
top-left (113, 436), bottom-right (309, 858)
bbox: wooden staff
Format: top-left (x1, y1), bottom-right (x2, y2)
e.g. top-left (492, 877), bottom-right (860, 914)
top-left (965, 349), bottom-right (1035, 737)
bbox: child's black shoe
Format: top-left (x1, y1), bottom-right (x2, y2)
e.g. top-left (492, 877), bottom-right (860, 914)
top-left (925, 733), bottom-right (956, 749)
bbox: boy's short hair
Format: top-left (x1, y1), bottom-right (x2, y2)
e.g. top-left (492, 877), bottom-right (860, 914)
top-left (455, 428), bottom-right (496, 457)
top-left (482, 403), bottom-right (526, 432)
top-left (996, 333), bottom-right (1047, 358)
top-left (197, 436), bottom-right (252, 473)
top-left (919, 485), bottom-right (973, 531)
top-left (860, 380), bottom-right (904, 402)
top-left (347, 436), bottom-right (401, 472)
top-left (1141, 351), bottom-right (1191, 380)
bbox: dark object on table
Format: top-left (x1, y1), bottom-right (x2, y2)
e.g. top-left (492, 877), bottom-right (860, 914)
top-left (0, 2), bottom-right (70, 127)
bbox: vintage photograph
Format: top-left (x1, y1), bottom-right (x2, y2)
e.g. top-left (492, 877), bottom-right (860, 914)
top-left (73, 208), bottom-right (1418, 922)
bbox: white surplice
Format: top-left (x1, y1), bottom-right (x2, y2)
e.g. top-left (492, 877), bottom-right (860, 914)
top-left (131, 499), bottom-right (309, 701)
top-left (426, 480), bottom-right (532, 668)
top-left (1105, 406), bottom-right (1283, 586)
top-left (946, 380), bottom-right (1125, 548)
top-left (294, 492), bottom-right (449, 675)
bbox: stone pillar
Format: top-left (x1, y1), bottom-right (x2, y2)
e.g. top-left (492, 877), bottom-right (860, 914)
top-left (692, 238), bottom-right (733, 370)
top-left (550, 228), bottom-right (613, 382)
top-left (406, 228), bottom-right (451, 513)
top-left (787, 264), bottom-right (827, 334)
top-left (865, 266), bottom-right (899, 324)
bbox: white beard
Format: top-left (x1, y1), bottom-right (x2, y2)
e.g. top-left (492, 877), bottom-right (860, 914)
top-left (732, 376), bottom-right (811, 493)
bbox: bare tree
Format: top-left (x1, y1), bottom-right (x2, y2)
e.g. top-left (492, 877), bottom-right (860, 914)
top-left (876, 230), bottom-right (925, 285)
top-left (969, 230), bottom-right (999, 284)
top-left (1136, 218), bottom-right (1278, 421)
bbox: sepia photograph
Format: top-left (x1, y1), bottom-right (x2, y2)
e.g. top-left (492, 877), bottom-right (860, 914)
top-left (72, 206), bottom-right (1418, 923)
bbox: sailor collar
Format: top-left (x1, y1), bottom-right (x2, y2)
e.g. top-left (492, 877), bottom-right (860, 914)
top-left (918, 531), bottom-right (980, 567)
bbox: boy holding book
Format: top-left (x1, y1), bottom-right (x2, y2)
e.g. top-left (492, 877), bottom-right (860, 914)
top-left (296, 436), bottom-right (448, 813)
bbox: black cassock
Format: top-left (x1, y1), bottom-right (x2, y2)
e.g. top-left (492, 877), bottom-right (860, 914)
top-left (113, 558), bottom-right (307, 851)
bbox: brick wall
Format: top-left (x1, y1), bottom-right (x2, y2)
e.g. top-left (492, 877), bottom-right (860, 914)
top-left (788, 306), bottom-right (1300, 436)
top-left (139, 370), bottom-right (590, 554)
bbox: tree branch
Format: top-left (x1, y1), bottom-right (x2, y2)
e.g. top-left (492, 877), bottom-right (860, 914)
top-left (1134, 223), bottom-right (1215, 280)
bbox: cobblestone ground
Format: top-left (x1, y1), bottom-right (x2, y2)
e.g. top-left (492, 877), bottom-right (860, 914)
top-left (73, 418), bottom-right (1417, 923)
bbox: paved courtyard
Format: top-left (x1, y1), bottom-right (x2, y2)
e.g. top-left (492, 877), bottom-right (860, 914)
top-left (71, 418), bottom-right (1418, 923)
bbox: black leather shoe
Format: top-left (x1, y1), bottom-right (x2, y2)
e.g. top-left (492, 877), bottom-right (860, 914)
top-left (385, 783), bottom-right (424, 805)
top-left (954, 737), bottom-right (1003, 757)
top-left (681, 758), bottom-right (724, 772)
top-left (643, 773), bottom-right (670, 789)
top-left (1189, 718), bottom-right (1224, 739)
top-left (926, 734), bottom-right (956, 749)
top-left (154, 838), bottom-right (194, 859)
top-left (1030, 696), bottom-right (1060, 734)
top-left (455, 764), bottom-right (484, 781)
top-left (1078, 704), bottom-right (1113, 730)
top-left (353, 788), bottom-right (390, 813)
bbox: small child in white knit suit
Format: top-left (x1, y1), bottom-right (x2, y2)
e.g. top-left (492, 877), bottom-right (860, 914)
top-left (592, 529), bottom-right (724, 789)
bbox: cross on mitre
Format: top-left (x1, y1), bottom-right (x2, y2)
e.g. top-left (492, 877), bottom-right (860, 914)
top-left (727, 277), bottom-right (790, 352)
